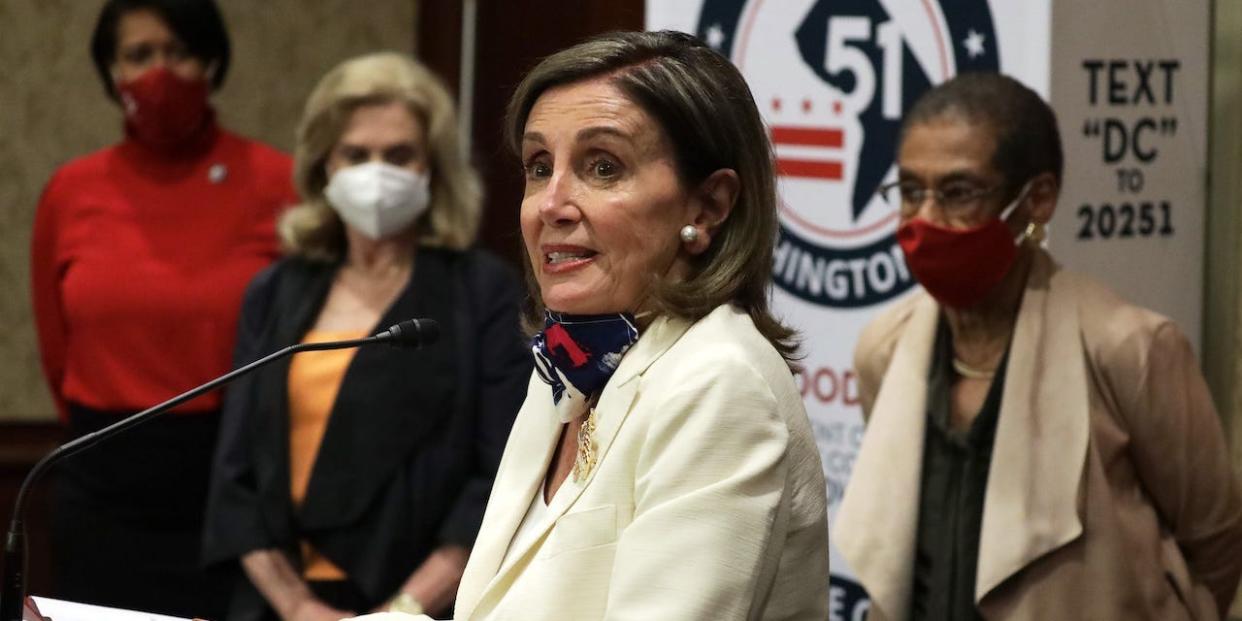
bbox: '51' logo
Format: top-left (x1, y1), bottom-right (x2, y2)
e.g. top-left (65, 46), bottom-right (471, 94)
top-left (697, 0), bottom-right (999, 308)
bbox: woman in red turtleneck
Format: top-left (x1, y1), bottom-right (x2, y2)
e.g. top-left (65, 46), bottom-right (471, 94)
top-left (28, 1), bottom-right (295, 618)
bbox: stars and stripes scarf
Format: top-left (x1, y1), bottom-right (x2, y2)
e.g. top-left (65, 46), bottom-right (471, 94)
top-left (531, 311), bottom-right (639, 423)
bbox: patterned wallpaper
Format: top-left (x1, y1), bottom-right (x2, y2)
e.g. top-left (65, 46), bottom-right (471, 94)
top-left (0, 0), bottom-right (418, 420)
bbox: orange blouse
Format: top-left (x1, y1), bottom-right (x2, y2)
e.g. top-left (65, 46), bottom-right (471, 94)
top-left (287, 329), bottom-right (367, 580)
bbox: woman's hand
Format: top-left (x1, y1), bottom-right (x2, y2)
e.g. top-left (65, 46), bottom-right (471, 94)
top-left (241, 548), bottom-right (353, 621)
top-left (288, 596), bottom-right (354, 621)
top-left (341, 614), bottom-right (430, 620)
top-left (378, 544), bottom-right (469, 617)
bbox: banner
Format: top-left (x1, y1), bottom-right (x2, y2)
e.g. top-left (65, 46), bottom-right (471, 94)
top-left (1047, 1), bottom-right (1207, 353)
top-left (647, 1), bottom-right (1205, 618)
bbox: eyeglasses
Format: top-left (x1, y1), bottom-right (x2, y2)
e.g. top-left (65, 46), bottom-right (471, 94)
top-left (878, 181), bottom-right (1002, 216)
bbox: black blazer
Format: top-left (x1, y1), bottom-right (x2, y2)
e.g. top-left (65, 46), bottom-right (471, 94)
top-left (202, 248), bottom-right (532, 620)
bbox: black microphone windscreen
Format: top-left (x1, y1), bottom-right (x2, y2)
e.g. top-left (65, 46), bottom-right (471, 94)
top-left (384, 318), bottom-right (441, 348)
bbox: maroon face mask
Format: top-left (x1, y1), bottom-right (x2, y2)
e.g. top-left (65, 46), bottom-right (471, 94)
top-left (896, 186), bottom-right (1030, 309)
top-left (117, 67), bottom-right (211, 149)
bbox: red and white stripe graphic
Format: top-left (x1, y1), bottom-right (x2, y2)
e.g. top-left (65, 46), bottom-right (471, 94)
top-left (770, 124), bottom-right (845, 181)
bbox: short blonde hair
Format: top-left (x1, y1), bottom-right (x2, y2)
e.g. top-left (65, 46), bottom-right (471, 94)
top-left (281, 52), bottom-right (481, 260)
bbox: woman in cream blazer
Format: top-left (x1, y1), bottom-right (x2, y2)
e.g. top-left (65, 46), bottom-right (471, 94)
top-left (355, 30), bottom-right (830, 620)
top-left (454, 305), bottom-right (828, 620)
top-left (359, 307), bottom-right (828, 619)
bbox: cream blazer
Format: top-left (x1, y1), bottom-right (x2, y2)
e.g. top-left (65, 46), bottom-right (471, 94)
top-left (355, 304), bottom-right (824, 621)
top-left (355, 306), bottom-right (831, 620)
top-left (833, 251), bottom-right (1242, 621)
top-left (444, 304), bottom-right (830, 620)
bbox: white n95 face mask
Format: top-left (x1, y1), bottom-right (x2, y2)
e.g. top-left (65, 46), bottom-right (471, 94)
top-left (324, 162), bottom-right (431, 239)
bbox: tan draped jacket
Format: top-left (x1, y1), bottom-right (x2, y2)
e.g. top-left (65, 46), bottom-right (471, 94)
top-left (834, 250), bottom-right (1242, 621)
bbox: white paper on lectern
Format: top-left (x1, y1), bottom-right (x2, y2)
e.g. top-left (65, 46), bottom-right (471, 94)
top-left (30, 596), bottom-right (190, 621)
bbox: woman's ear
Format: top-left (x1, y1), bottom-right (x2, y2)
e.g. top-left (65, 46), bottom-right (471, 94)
top-left (1027, 171), bottom-right (1059, 224)
top-left (683, 168), bottom-right (739, 255)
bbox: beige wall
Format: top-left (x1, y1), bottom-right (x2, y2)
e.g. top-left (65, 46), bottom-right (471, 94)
top-left (1205, 0), bottom-right (1242, 616)
top-left (1206, 1), bottom-right (1242, 453)
top-left (0, 0), bottom-right (417, 421)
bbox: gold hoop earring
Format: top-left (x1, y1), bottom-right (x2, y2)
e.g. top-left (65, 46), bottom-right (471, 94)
top-left (1024, 221), bottom-right (1046, 244)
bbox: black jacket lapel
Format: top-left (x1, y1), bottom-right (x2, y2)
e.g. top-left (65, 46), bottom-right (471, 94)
top-left (297, 249), bottom-right (460, 530)
top-left (250, 259), bottom-right (336, 548)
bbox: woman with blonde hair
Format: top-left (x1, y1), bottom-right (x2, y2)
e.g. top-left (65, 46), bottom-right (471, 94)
top-left (203, 52), bottom-right (531, 620)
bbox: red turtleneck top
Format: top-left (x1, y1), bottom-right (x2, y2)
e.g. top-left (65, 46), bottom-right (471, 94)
top-left (31, 121), bottom-right (297, 419)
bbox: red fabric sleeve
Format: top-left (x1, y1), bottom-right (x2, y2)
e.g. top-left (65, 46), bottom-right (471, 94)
top-left (30, 170), bottom-right (70, 421)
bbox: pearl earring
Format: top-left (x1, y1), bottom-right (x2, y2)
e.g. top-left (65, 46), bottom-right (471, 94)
top-left (679, 225), bottom-right (699, 243)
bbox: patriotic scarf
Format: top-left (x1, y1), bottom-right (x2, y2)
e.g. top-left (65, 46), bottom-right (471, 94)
top-left (531, 311), bottom-right (640, 423)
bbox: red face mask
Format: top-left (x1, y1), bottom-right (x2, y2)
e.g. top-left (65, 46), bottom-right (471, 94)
top-left (897, 187), bottom-right (1030, 308)
top-left (117, 67), bottom-right (211, 149)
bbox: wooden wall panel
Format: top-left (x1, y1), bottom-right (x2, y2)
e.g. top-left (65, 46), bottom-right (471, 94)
top-left (420, 0), bottom-right (646, 267)
top-left (0, 425), bottom-right (62, 599)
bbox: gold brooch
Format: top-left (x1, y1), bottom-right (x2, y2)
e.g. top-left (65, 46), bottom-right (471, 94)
top-left (573, 407), bottom-right (598, 482)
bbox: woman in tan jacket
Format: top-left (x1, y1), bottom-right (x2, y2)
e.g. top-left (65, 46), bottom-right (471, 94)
top-left (834, 73), bottom-right (1242, 620)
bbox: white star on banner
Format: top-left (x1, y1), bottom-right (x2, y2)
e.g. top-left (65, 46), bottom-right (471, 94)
top-left (705, 23), bottom-right (726, 50)
top-left (963, 29), bottom-right (987, 58)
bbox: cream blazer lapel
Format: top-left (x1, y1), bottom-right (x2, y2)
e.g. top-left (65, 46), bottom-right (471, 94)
top-left (975, 252), bottom-right (1088, 601)
top-left (455, 315), bottom-right (692, 620)
top-left (453, 372), bottom-right (560, 619)
top-left (834, 251), bottom-right (1090, 620)
top-left (833, 292), bottom-right (938, 621)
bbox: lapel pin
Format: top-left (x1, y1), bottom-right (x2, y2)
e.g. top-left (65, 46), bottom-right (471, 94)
top-left (208, 163), bottom-right (228, 184)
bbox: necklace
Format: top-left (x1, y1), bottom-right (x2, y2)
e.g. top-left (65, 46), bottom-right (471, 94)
top-left (573, 407), bottom-right (598, 482)
top-left (952, 358), bottom-right (996, 380)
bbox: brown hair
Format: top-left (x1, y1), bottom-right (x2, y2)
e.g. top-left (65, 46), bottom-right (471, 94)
top-left (506, 30), bottom-right (798, 365)
top-left (280, 52), bottom-right (481, 261)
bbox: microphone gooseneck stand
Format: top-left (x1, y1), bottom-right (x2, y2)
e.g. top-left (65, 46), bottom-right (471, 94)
top-left (0, 318), bottom-right (439, 621)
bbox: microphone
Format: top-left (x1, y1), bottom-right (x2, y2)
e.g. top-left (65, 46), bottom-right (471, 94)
top-left (0, 318), bottom-right (440, 621)
top-left (373, 318), bottom-right (441, 349)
